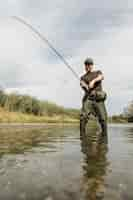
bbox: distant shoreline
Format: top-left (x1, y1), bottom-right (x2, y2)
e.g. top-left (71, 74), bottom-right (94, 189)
top-left (0, 105), bottom-right (130, 125)
top-left (0, 123), bottom-right (79, 128)
top-left (0, 107), bottom-right (79, 124)
top-left (0, 122), bottom-right (131, 127)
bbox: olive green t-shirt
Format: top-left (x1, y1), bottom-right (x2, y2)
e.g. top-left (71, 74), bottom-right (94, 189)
top-left (80, 70), bottom-right (103, 97)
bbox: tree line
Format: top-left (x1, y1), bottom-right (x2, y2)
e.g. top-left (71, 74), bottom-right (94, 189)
top-left (109, 101), bottom-right (133, 123)
top-left (0, 90), bottom-right (80, 119)
top-left (124, 101), bottom-right (133, 122)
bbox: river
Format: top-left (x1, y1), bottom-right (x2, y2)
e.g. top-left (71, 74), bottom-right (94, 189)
top-left (0, 124), bottom-right (133, 200)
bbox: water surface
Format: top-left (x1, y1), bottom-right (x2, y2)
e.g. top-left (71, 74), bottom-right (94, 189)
top-left (0, 124), bottom-right (133, 200)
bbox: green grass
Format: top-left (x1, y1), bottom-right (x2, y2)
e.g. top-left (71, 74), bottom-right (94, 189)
top-left (0, 107), bottom-right (79, 123)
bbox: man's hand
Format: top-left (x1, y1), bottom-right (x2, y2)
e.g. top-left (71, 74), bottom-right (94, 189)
top-left (89, 80), bottom-right (95, 89)
top-left (80, 80), bottom-right (88, 90)
top-left (89, 74), bottom-right (104, 89)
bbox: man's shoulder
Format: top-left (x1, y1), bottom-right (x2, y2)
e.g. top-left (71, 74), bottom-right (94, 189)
top-left (80, 72), bottom-right (87, 80)
top-left (93, 70), bottom-right (103, 75)
top-left (80, 70), bottom-right (103, 80)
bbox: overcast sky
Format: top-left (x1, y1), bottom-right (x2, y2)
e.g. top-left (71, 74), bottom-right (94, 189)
top-left (0, 0), bottom-right (133, 114)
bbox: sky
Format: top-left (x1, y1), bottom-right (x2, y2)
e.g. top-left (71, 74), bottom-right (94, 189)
top-left (0, 0), bottom-right (133, 115)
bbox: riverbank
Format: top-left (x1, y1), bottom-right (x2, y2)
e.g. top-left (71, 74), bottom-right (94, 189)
top-left (0, 107), bottom-right (79, 124)
top-left (0, 107), bottom-right (129, 124)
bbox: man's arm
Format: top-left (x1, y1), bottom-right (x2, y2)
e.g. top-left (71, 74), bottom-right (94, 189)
top-left (80, 80), bottom-right (88, 91)
top-left (89, 71), bottom-right (104, 89)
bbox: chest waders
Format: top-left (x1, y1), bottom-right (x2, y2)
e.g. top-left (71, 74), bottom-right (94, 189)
top-left (80, 96), bottom-right (107, 138)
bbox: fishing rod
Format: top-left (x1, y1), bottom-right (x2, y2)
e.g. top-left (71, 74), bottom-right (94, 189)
top-left (11, 16), bottom-right (80, 81)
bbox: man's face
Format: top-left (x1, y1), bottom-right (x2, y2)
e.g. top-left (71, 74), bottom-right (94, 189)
top-left (85, 64), bottom-right (93, 72)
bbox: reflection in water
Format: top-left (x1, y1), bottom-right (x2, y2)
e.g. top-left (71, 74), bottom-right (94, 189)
top-left (0, 125), bottom-right (67, 156)
top-left (80, 127), bottom-right (109, 199)
top-left (0, 125), bottom-right (82, 200)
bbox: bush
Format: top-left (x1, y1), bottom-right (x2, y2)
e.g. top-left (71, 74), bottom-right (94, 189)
top-left (0, 89), bottom-right (80, 119)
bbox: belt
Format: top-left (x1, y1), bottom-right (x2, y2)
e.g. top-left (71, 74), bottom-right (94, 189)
top-left (88, 96), bottom-right (96, 101)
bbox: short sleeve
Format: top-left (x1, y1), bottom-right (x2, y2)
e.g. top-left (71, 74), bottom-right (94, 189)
top-left (97, 70), bottom-right (102, 75)
top-left (80, 75), bottom-right (85, 81)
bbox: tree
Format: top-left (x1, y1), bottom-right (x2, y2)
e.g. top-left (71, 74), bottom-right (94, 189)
top-left (124, 101), bottom-right (133, 122)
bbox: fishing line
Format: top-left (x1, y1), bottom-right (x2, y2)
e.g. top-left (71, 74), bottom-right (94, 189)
top-left (11, 16), bottom-right (80, 81)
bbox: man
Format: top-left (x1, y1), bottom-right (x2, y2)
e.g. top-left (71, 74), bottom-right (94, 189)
top-left (80, 58), bottom-right (107, 136)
